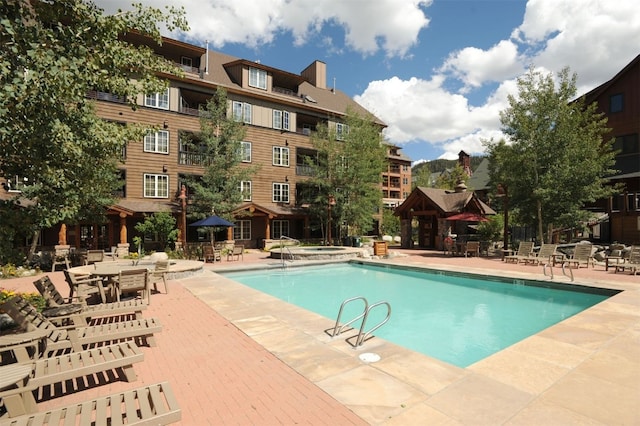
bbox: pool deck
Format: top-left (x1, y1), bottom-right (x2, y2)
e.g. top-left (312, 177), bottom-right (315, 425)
top-left (2, 248), bottom-right (639, 425)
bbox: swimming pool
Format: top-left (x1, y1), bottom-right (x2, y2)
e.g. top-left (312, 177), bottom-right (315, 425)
top-left (222, 262), bottom-right (616, 367)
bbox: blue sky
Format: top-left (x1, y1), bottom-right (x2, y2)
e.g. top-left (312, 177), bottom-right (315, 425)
top-left (97, 0), bottom-right (640, 164)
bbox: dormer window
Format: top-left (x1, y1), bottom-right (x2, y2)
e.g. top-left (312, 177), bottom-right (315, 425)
top-left (249, 67), bottom-right (267, 90)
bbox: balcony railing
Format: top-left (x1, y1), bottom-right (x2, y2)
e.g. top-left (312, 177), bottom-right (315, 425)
top-left (273, 86), bottom-right (298, 98)
top-left (179, 151), bottom-right (209, 166)
top-left (86, 90), bottom-right (126, 103)
top-left (178, 105), bottom-right (211, 117)
top-left (296, 164), bottom-right (315, 176)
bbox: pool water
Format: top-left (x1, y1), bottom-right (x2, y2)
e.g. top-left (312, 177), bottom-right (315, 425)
top-left (223, 263), bottom-right (614, 367)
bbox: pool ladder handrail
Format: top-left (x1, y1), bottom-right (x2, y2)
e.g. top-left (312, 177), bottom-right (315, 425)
top-left (329, 297), bottom-right (392, 348)
top-left (279, 235), bottom-right (300, 268)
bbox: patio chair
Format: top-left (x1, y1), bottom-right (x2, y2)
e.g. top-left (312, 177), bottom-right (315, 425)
top-left (1, 381), bottom-right (181, 424)
top-left (0, 341), bottom-right (144, 418)
top-left (614, 245), bottom-right (640, 275)
top-left (227, 244), bottom-right (244, 261)
top-left (149, 260), bottom-right (170, 294)
top-left (33, 275), bottom-right (147, 325)
top-left (504, 241), bottom-right (535, 264)
top-left (462, 241), bottom-right (480, 257)
top-left (527, 243), bottom-right (559, 266)
top-left (202, 244), bottom-right (221, 263)
top-left (84, 249), bottom-right (104, 265)
top-left (563, 243), bottom-right (595, 269)
top-left (50, 245), bottom-right (70, 272)
top-left (115, 268), bottom-right (151, 304)
top-left (0, 296), bottom-right (162, 355)
top-left (63, 270), bottom-right (109, 304)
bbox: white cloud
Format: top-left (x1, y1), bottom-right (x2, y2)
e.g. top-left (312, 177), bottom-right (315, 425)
top-left (94, 0), bottom-right (431, 58)
top-left (357, 0), bottom-right (640, 159)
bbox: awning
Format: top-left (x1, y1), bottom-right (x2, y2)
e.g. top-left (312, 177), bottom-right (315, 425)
top-left (447, 212), bottom-right (488, 222)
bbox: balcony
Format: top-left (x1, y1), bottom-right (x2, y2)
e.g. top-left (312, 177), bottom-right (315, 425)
top-left (86, 90), bottom-right (126, 104)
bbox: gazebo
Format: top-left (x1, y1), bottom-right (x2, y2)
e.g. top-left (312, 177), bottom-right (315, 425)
top-left (394, 184), bottom-right (495, 250)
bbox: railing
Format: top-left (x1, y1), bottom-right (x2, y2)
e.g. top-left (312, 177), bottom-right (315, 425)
top-left (86, 90), bottom-right (126, 103)
top-left (328, 297), bottom-right (392, 348)
top-left (279, 235), bottom-right (300, 268)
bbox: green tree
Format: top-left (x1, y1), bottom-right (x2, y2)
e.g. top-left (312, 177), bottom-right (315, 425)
top-left (381, 208), bottom-right (400, 236)
top-left (0, 0), bottom-right (188, 261)
top-left (307, 108), bottom-right (387, 240)
top-left (182, 88), bottom-right (257, 223)
top-left (486, 67), bottom-right (618, 243)
top-left (434, 164), bottom-right (469, 190)
top-left (134, 212), bottom-right (179, 251)
top-left (412, 163), bottom-right (431, 189)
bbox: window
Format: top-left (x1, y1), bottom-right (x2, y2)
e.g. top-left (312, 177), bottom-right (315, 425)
top-left (239, 181), bottom-right (252, 201)
top-left (240, 141), bottom-right (252, 162)
top-left (273, 182), bottom-right (289, 203)
top-left (233, 220), bottom-right (251, 240)
top-left (272, 110), bottom-right (290, 130)
top-left (336, 122), bottom-right (348, 140)
top-left (273, 146), bottom-right (290, 167)
top-left (144, 130), bottom-right (169, 154)
top-left (144, 88), bottom-right (169, 110)
top-left (610, 93), bottom-right (623, 113)
top-left (272, 220), bottom-right (289, 239)
top-left (249, 67), bottom-right (267, 90)
top-left (4, 175), bottom-right (29, 192)
top-left (181, 56), bottom-right (192, 67)
top-left (232, 101), bottom-right (252, 124)
top-left (144, 174), bottom-right (169, 198)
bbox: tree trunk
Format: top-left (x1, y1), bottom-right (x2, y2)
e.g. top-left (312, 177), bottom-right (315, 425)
top-left (537, 199), bottom-right (544, 244)
top-left (27, 229), bottom-right (39, 262)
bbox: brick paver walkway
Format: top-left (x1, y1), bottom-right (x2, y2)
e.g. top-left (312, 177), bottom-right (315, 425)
top-left (3, 267), bottom-right (366, 425)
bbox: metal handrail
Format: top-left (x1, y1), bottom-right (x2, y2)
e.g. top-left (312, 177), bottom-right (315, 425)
top-left (328, 296), bottom-right (368, 338)
top-left (279, 235), bottom-right (300, 268)
top-left (350, 301), bottom-right (392, 348)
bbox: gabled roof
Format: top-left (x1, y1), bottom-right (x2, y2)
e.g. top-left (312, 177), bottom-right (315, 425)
top-left (580, 54), bottom-right (640, 103)
top-left (395, 187), bottom-right (495, 217)
top-left (468, 158), bottom-right (490, 191)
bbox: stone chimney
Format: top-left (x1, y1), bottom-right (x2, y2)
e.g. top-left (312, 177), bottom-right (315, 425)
top-left (301, 60), bottom-right (326, 89)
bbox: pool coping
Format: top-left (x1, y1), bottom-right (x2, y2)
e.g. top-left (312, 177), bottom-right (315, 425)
top-left (185, 256), bottom-right (640, 425)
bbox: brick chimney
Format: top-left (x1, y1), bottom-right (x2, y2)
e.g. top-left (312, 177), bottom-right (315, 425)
top-left (458, 150), bottom-right (472, 176)
top-left (301, 60), bottom-right (326, 89)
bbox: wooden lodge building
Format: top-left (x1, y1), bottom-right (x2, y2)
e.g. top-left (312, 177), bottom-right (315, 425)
top-left (582, 54), bottom-right (640, 245)
top-left (3, 32), bottom-right (411, 253)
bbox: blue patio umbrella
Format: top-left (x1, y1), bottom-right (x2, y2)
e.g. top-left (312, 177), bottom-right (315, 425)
top-left (189, 215), bottom-right (235, 244)
top-left (189, 215), bottom-right (235, 228)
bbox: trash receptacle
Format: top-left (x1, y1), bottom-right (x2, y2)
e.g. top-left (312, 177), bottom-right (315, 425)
top-left (343, 236), bottom-right (352, 247)
top-left (352, 237), bottom-right (361, 247)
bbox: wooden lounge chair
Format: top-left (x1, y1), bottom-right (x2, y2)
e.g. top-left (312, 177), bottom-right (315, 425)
top-left (614, 245), bottom-right (640, 275)
top-left (0, 341), bottom-right (144, 418)
top-left (1, 381), bottom-right (181, 425)
top-left (227, 244), bottom-right (244, 261)
top-left (563, 243), bottom-right (595, 269)
top-left (115, 269), bottom-right (151, 304)
top-left (63, 270), bottom-right (108, 304)
top-left (504, 241), bottom-right (534, 264)
top-left (462, 241), bottom-right (480, 257)
top-left (149, 260), bottom-right (170, 294)
top-left (33, 276), bottom-right (147, 325)
top-left (527, 243), bottom-right (558, 266)
top-left (0, 296), bottom-right (162, 355)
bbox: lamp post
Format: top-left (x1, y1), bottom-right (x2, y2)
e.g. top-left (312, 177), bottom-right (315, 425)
top-left (327, 194), bottom-right (336, 245)
top-left (179, 185), bottom-right (187, 250)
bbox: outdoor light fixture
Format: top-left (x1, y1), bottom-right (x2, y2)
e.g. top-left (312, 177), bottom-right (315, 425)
top-left (163, 120), bottom-right (169, 129)
top-left (163, 165), bottom-right (168, 172)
